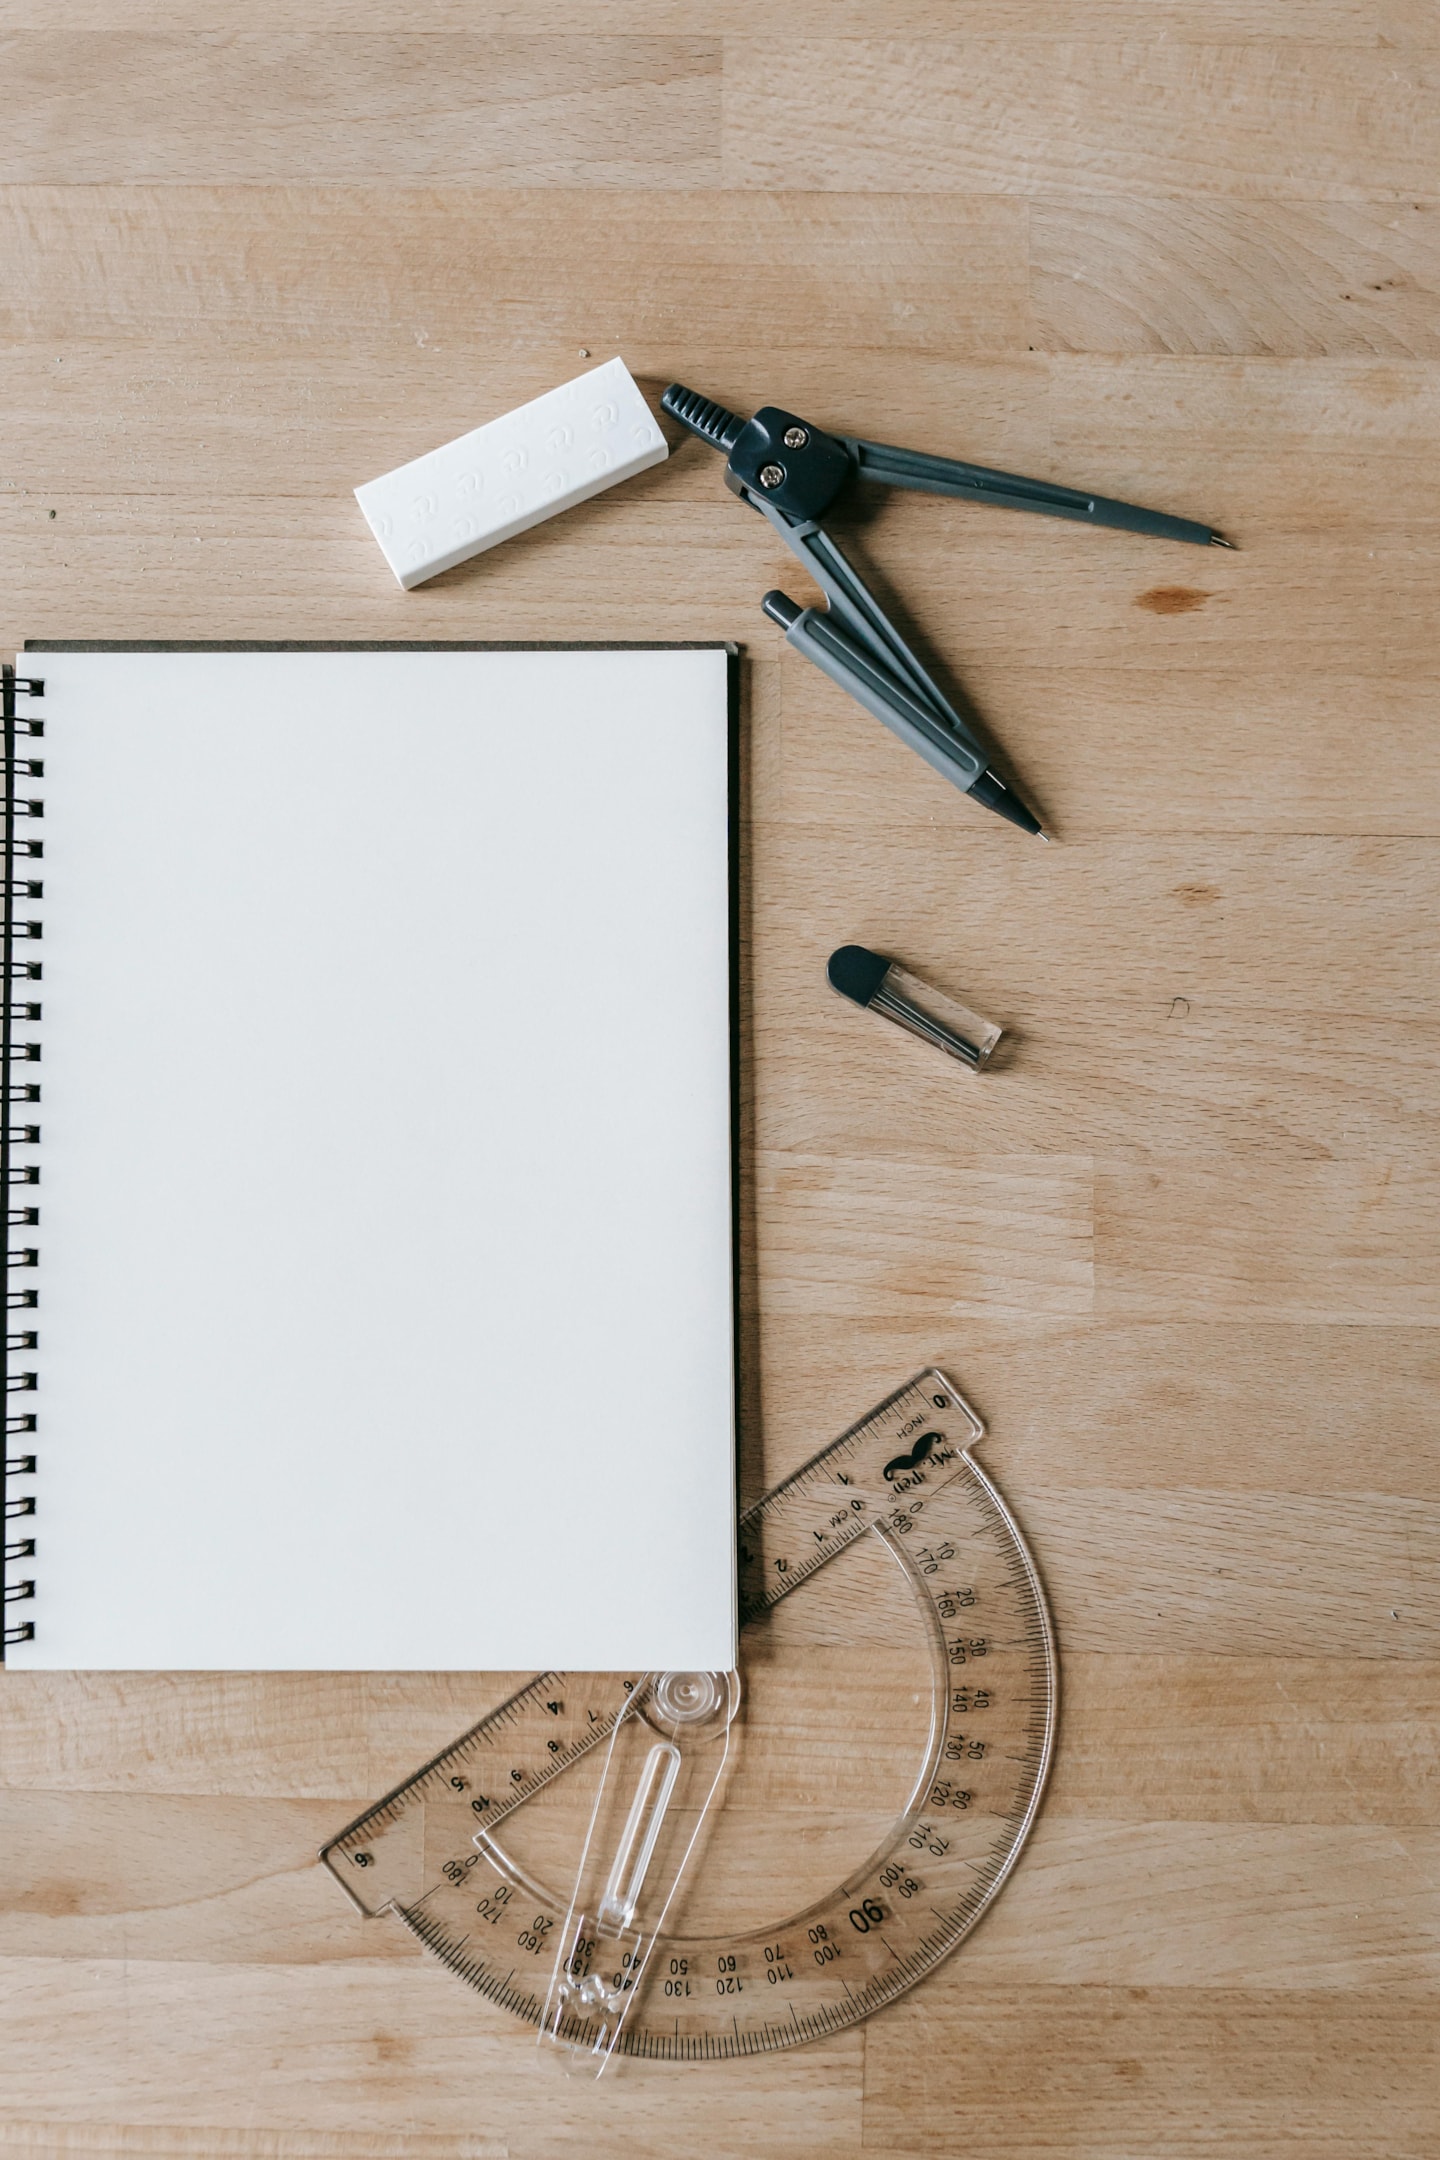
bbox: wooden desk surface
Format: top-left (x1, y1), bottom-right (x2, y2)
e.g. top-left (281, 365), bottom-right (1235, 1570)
top-left (2, 10), bottom-right (1437, 2155)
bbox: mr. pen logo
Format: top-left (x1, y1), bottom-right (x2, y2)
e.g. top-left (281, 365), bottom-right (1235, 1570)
top-left (883, 1429), bottom-right (958, 1492)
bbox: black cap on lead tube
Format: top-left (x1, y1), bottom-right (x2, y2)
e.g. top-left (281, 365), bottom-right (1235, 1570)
top-left (828, 944), bottom-right (892, 1007)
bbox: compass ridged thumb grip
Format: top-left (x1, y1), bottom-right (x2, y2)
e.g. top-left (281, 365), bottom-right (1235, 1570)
top-left (661, 383), bottom-right (744, 455)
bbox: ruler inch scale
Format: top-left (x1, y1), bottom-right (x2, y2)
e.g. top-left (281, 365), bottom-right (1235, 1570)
top-left (321, 1370), bottom-right (1057, 2059)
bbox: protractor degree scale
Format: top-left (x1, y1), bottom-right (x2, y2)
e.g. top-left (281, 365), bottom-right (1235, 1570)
top-left (321, 1371), bottom-right (1057, 2063)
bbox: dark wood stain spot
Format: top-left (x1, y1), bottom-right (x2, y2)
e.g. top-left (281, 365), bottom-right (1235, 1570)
top-left (3, 1880), bottom-right (85, 1915)
top-left (1357, 366), bottom-right (1410, 407)
top-left (371, 2032), bottom-right (413, 2065)
top-left (1173, 883), bottom-right (1220, 907)
top-left (1135, 585), bottom-right (1210, 615)
top-left (1148, 1378), bottom-right (1200, 1409)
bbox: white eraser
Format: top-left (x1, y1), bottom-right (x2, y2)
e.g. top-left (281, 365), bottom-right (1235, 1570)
top-left (354, 358), bottom-right (668, 590)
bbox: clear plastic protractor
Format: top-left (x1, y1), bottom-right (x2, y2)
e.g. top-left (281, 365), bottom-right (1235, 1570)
top-left (322, 1373), bottom-right (1058, 2062)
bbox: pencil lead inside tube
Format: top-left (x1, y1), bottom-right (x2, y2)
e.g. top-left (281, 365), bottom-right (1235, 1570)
top-left (827, 946), bottom-right (1002, 1071)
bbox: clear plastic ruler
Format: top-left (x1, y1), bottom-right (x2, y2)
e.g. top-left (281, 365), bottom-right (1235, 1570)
top-left (321, 1370), bottom-right (1057, 2070)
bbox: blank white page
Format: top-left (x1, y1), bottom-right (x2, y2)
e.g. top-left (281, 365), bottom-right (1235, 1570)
top-left (12, 646), bottom-right (735, 1671)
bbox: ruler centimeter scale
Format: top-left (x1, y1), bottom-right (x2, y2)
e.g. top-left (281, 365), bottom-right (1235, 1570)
top-left (321, 1371), bottom-right (1057, 2061)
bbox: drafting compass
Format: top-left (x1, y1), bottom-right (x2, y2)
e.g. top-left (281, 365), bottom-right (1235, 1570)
top-left (322, 1369), bottom-right (1057, 2074)
top-left (662, 381), bottom-right (1231, 836)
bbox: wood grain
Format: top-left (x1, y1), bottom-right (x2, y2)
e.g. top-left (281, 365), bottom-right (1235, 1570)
top-left (1031, 198), bottom-right (1440, 356)
top-left (0, 14), bottom-right (1436, 2158)
top-left (723, 40), bottom-right (1440, 199)
top-left (9, 3), bottom-right (1440, 35)
top-left (0, 187), bottom-right (1032, 356)
top-left (0, 40), bottom-right (722, 187)
top-left (0, 2136), bottom-right (504, 2159)
top-left (8, 2), bottom-right (1440, 34)
top-left (864, 1988), bottom-right (1440, 2159)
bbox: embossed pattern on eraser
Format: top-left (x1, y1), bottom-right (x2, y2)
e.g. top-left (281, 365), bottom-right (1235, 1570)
top-left (354, 357), bottom-right (669, 590)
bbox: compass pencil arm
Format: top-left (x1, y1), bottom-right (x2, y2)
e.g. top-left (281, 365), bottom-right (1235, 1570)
top-left (763, 593), bottom-right (985, 796)
top-left (753, 497), bottom-right (970, 738)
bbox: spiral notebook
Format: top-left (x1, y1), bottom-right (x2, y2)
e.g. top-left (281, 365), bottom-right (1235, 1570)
top-left (0, 644), bottom-right (737, 1672)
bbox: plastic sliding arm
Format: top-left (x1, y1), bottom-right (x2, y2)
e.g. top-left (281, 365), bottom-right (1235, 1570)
top-left (845, 436), bottom-right (1218, 546)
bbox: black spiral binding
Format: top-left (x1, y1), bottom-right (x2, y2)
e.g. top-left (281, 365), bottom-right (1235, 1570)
top-left (1, 663), bottom-right (42, 1655)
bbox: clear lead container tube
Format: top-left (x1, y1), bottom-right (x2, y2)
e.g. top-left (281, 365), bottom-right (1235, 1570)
top-left (827, 944), bottom-right (1002, 1071)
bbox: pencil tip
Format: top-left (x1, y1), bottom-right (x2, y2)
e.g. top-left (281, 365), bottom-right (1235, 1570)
top-left (1037, 829), bottom-right (1052, 843)
top-left (1209, 533), bottom-right (1237, 549)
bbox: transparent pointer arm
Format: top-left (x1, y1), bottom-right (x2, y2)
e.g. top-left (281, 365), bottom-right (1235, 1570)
top-left (537, 1669), bottom-right (740, 2078)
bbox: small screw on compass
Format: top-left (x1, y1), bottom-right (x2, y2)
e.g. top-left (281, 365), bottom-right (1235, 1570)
top-left (758, 463), bottom-right (785, 488)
